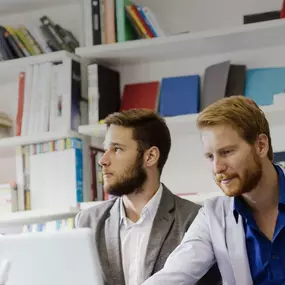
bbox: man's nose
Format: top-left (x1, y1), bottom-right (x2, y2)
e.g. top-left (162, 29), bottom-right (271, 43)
top-left (98, 151), bottom-right (110, 167)
top-left (213, 157), bottom-right (226, 174)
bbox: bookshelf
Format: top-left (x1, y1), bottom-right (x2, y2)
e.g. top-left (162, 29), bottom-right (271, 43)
top-left (78, 103), bottom-right (285, 139)
top-left (0, 49), bottom-right (82, 157)
top-left (0, 51), bottom-right (80, 84)
top-left (75, 19), bottom-right (285, 64)
top-left (0, 2), bottom-right (89, 211)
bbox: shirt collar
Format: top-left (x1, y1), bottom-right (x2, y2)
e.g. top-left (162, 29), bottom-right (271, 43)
top-left (233, 164), bottom-right (285, 223)
top-left (276, 164), bottom-right (285, 205)
top-left (120, 183), bottom-right (163, 226)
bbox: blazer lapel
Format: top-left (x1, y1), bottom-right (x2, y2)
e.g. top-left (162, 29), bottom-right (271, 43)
top-left (225, 199), bottom-right (253, 285)
top-left (105, 198), bottom-right (125, 285)
top-left (142, 186), bottom-right (175, 281)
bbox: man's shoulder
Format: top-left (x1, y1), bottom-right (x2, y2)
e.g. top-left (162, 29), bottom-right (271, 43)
top-left (173, 194), bottom-right (201, 212)
top-left (82, 199), bottom-right (117, 214)
top-left (202, 195), bottom-right (233, 219)
top-left (162, 185), bottom-right (201, 219)
top-left (76, 199), bottom-right (118, 227)
top-left (161, 185), bottom-right (200, 210)
top-left (203, 195), bottom-right (232, 207)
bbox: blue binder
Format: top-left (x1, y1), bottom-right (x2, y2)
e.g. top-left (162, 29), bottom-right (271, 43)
top-left (244, 67), bottom-right (285, 106)
top-left (159, 75), bottom-right (200, 116)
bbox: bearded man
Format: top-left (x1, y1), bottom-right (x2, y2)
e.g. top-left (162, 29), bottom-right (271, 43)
top-left (143, 95), bottom-right (285, 285)
top-left (76, 109), bottom-right (220, 285)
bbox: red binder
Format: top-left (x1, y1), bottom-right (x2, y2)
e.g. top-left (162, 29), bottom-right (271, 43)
top-left (120, 81), bottom-right (160, 111)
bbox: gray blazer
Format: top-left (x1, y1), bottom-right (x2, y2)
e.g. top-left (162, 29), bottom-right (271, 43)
top-left (76, 184), bottom-right (221, 285)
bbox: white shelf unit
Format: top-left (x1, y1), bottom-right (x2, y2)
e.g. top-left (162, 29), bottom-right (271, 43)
top-left (0, 130), bottom-right (82, 155)
top-left (0, 207), bottom-right (79, 227)
top-left (76, 19), bottom-right (285, 65)
top-left (0, 50), bottom-right (82, 157)
top-left (0, 2), bottom-right (89, 204)
top-left (0, 201), bottom-right (105, 230)
top-left (0, 51), bottom-right (80, 84)
top-left (0, 201), bottom-right (107, 229)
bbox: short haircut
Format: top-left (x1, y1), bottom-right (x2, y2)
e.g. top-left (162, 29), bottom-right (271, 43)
top-left (196, 95), bottom-right (273, 161)
top-left (104, 109), bottom-right (171, 173)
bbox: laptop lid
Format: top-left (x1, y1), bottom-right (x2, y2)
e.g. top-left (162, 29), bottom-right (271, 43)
top-left (0, 228), bottom-right (104, 285)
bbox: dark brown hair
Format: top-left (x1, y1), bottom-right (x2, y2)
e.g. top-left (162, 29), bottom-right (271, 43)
top-left (196, 95), bottom-right (273, 161)
top-left (104, 109), bottom-right (171, 174)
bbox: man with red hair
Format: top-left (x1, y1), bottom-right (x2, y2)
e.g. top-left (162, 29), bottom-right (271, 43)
top-left (143, 96), bottom-right (285, 285)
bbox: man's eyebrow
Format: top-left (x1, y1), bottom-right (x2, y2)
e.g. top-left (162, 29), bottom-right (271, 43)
top-left (204, 145), bottom-right (238, 157)
top-left (216, 144), bottom-right (238, 152)
top-left (103, 142), bottom-right (126, 149)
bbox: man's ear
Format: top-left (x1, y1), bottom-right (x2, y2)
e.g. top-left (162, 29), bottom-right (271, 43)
top-left (144, 146), bottom-right (160, 168)
top-left (256, 134), bottom-right (269, 158)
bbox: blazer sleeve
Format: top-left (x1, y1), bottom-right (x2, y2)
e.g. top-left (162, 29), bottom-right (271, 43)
top-left (74, 210), bottom-right (90, 228)
top-left (142, 207), bottom-right (216, 285)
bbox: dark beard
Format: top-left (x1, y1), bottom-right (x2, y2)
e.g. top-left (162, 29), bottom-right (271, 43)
top-left (105, 154), bottom-right (147, 197)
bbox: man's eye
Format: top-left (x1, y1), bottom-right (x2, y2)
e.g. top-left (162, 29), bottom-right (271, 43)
top-left (114, 148), bottom-right (121, 152)
top-left (206, 154), bottom-right (213, 161)
top-left (221, 150), bottom-right (232, 156)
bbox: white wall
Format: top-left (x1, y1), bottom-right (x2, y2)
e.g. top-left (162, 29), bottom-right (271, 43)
top-left (135, 0), bottom-right (283, 34)
top-left (0, 0), bottom-right (78, 16)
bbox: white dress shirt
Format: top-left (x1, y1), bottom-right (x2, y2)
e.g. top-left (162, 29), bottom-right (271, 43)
top-left (120, 184), bottom-right (163, 285)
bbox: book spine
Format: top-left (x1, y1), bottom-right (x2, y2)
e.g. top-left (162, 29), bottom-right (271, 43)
top-left (71, 60), bottom-right (82, 131)
top-left (18, 26), bottom-right (43, 55)
top-left (137, 6), bottom-right (158, 37)
top-left (3, 29), bottom-right (25, 58)
top-left (88, 64), bottom-right (99, 124)
top-left (128, 5), bottom-right (154, 38)
top-left (5, 26), bottom-right (31, 56)
top-left (125, 6), bottom-right (144, 38)
top-left (104, 0), bottom-right (116, 44)
top-left (16, 72), bottom-right (25, 136)
top-left (92, 0), bottom-right (101, 45)
top-left (116, 0), bottom-right (125, 42)
top-left (142, 7), bottom-right (166, 37)
top-left (66, 138), bottom-right (84, 203)
top-left (99, 0), bottom-right (106, 44)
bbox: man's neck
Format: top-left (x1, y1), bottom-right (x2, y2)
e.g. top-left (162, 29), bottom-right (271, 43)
top-left (242, 162), bottom-right (279, 213)
top-left (122, 179), bottom-right (160, 223)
